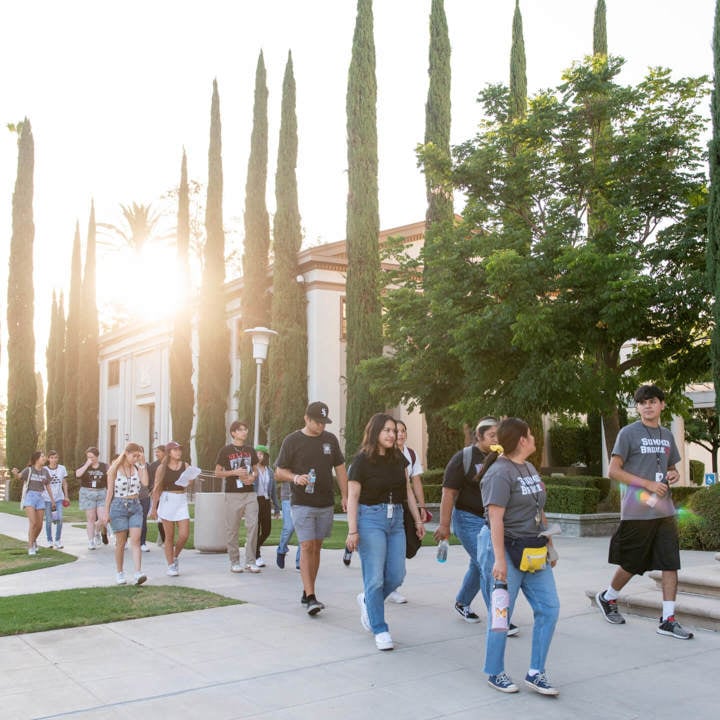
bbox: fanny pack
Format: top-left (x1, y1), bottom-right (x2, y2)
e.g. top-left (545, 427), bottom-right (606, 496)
top-left (505, 535), bottom-right (548, 572)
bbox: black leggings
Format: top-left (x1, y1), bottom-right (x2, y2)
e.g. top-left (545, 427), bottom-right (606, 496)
top-left (256, 496), bottom-right (272, 558)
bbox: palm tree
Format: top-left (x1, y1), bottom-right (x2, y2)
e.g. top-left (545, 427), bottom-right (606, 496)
top-left (98, 202), bottom-right (161, 254)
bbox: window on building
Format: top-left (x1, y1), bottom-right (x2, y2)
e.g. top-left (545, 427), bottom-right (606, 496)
top-left (340, 297), bottom-right (347, 340)
top-left (108, 360), bottom-right (120, 386)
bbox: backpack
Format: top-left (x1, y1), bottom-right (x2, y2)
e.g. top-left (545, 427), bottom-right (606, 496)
top-left (407, 447), bottom-right (417, 468)
top-left (462, 445), bottom-right (474, 477)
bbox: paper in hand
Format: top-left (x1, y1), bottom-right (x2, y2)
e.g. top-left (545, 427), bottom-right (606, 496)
top-left (175, 465), bottom-right (202, 487)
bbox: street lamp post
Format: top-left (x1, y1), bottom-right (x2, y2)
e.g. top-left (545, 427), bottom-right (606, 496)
top-left (244, 326), bottom-right (278, 447)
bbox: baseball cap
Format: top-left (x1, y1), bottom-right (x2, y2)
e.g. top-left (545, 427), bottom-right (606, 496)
top-left (255, 444), bottom-right (269, 453)
top-left (306, 401), bottom-right (332, 424)
top-left (165, 441), bottom-right (182, 450)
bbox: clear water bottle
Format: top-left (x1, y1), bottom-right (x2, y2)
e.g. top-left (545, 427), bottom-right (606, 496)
top-left (305, 468), bottom-right (316, 494)
top-left (436, 539), bottom-right (449, 563)
top-left (491, 581), bottom-right (510, 632)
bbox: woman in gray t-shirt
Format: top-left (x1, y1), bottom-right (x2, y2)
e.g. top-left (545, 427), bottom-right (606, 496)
top-left (14, 451), bottom-right (55, 556)
top-left (478, 418), bottom-right (560, 696)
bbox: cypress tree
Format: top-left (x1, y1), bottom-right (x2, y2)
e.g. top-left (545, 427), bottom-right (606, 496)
top-left (268, 51), bottom-right (308, 458)
top-left (6, 118), bottom-right (38, 469)
top-left (169, 149), bottom-right (195, 454)
top-left (35, 371), bottom-right (45, 446)
top-left (419, 0), bottom-right (462, 466)
top-left (238, 51), bottom-right (271, 436)
top-left (709, 0), bottom-right (720, 416)
top-left (45, 291), bottom-right (65, 453)
top-left (196, 79), bottom-right (230, 469)
top-left (594, 0), bottom-right (608, 56)
top-left (509, 0), bottom-right (527, 120)
top-left (76, 201), bottom-right (100, 458)
top-left (344, 0), bottom-right (383, 455)
top-left (62, 223), bottom-right (82, 466)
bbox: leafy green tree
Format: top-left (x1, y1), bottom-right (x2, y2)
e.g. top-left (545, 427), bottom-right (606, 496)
top-left (62, 223), bottom-right (82, 466)
top-left (169, 149), bottom-right (195, 455)
top-left (344, 0), bottom-right (383, 455)
top-left (195, 79), bottom-right (230, 469)
top-left (685, 406), bottom-right (720, 474)
top-left (709, 0), bottom-right (720, 419)
top-left (76, 201), bottom-right (100, 458)
top-left (449, 57), bottom-right (709, 452)
top-left (45, 291), bottom-right (66, 454)
top-left (268, 51), bottom-right (308, 459)
top-left (6, 119), bottom-right (37, 469)
top-left (238, 52), bottom-right (271, 436)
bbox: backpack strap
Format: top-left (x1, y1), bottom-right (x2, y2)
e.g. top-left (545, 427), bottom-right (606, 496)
top-left (462, 445), bottom-right (473, 477)
top-left (408, 447), bottom-right (417, 467)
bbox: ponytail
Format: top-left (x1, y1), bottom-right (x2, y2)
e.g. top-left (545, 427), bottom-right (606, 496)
top-left (472, 444), bottom-right (503, 484)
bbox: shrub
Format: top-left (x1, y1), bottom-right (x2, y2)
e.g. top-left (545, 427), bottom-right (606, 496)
top-left (545, 485), bottom-right (600, 514)
top-left (423, 484), bottom-right (443, 503)
top-left (681, 484), bottom-right (720, 550)
top-left (688, 459), bottom-right (705, 486)
top-left (422, 468), bottom-right (445, 485)
top-left (543, 474), bottom-right (611, 504)
top-left (548, 425), bottom-right (590, 466)
top-left (671, 486), bottom-right (701, 508)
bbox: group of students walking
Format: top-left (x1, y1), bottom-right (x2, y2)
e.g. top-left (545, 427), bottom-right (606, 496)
top-left (13, 383), bottom-right (692, 698)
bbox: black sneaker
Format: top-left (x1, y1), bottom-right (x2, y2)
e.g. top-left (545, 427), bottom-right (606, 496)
top-left (595, 590), bottom-right (625, 624)
top-left (301, 592), bottom-right (308, 606)
top-left (343, 546), bottom-right (352, 566)
top-left (657, 615), bottom-right (694, 639)
top-left (454, 602), bottom-right (481, 623)
top-left (307, 598), bottom-right (324, 616)
top-left (276, 552), bottom-right (286, 569)
top-left (506, 623), bottom-right (519, 637)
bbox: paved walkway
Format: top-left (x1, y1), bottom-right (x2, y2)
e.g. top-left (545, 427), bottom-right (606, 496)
top-left (0, 511), bottom-right (717, 720)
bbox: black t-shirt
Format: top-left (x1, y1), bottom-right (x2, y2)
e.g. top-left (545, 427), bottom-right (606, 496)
top-left (275, 429), bottom-right (345, 508)
top-left (214, 444), bottom-right (258, 494)
top-left (442, 446), bottom-right (486, 516)
top-left (78, 462), bottom-right (108, 489)
top-left (348, 451), bottom-right (409, 505)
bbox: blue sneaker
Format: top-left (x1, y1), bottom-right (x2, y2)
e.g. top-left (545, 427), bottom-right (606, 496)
top-left (276, 552), bottom-right (286, 569)
top-left (524, 672), bottom-right (559, 696)
top-left (487, 672), bottom-right (518, 693)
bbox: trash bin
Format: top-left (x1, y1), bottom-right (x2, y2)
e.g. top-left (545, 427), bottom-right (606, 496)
top-left (194, 475), bottom-right (227, 553)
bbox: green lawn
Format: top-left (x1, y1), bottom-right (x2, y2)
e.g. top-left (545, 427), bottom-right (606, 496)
top-left (0, 534), bottom-right (76, 576)
top-left (0, 585), bottom-right (241, 636)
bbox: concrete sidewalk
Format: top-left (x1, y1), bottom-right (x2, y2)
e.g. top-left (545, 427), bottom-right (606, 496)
top-left (0, 511), bottom-right (717, 720)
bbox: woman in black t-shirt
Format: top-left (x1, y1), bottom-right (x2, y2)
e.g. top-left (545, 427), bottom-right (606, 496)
top-left (346, 413), bottom-right (425, 651)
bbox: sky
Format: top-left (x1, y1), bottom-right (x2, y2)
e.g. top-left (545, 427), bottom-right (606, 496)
top-left (0, 0), bottom-right (715, 388)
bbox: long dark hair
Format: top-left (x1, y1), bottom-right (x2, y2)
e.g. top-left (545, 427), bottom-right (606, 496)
top-left (29, 451), bottom-right (44, 467)
top-left (474, 417), bottom-right (531, 483)
top-left (359, 413), bottom-right (401, 463)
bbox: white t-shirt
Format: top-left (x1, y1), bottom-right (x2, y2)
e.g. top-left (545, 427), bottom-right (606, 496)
top-left (401, 446), bottom-right (423, 478)
top-left (42, 464), bottom-right (68, 502)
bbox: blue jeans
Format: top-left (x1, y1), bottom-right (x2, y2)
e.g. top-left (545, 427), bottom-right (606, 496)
top-left (478, 525), bottom-right (559, 675)
top-left (358, 503), bottom-right (406, 634)
top-left (44, 501), bottom-right (63, 542)
top-left (452, 508), bottom-right (488, 609)
top-left (277, 499), bottom-right (301, 565)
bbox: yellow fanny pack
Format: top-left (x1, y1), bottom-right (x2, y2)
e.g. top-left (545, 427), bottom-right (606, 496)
top-left (519, 545), bottom-right (548, 572)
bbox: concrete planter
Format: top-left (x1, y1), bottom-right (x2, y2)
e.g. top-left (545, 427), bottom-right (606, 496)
top-left (545, 511), bottom-right (620, 538)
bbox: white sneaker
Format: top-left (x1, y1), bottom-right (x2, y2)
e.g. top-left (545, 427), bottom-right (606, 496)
top-left (255, 557), bottom-right (266, 568)
top-left (133, 572), bottom-right (147, 586)
top-left (374, 631), bottom-right (394, 651)
top-left (54, 540), bottom-right (63, 549)
top-left (28, 547), bottom-right (37, 556)
top-left (387, 590), bottom-right (407, 604)
top-left (45, 540), bottom-right (55, 549)
top-left (88, 540), bottom-right (96, 550)
top-left (95, 531), bottom-right (102, 547)
top-left (140, 544), bottom-right (149, 552)
top-left (116, 572), bottom-right (126, 585)
top-left (245, 564), bottom-right (261, 573)
top-left (357, 592), bottom-right (371, 632)
top-left (166, 563), bottom-right (179, 577)
top-left (230, 563), bottom-right (244, 573)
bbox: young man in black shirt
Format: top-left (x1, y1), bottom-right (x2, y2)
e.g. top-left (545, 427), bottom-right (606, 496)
top-left (275, 402), bottom-right (348, 615)
top-left (214, 421), bottom-right (260, 574)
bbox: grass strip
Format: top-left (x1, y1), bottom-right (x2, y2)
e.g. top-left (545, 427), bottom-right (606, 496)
top-left (0, 585), bottom-right (241, 636)
top-left (0, 534), bottom-right (76, 576)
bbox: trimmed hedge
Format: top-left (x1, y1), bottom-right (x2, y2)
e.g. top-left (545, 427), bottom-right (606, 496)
top-left (548, 425), bottom-right (590, 466)
top-left (688, 459), bottom-right (705, 486)
top-left (545, 485), bottom-right (600, 514)
top-left (678, 484), bottom-right (720, 550)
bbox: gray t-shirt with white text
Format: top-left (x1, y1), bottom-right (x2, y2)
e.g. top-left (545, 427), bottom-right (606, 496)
top-left (612, 420), bottom-right (680, 521)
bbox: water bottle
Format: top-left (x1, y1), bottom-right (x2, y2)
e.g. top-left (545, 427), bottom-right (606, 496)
top-left (491, 581), bottom-right (510, 632)
top-left (646, 473), bottom-right (668, 508)
top-left (436, 539), bottom-right (449, 563)
top-left (305, 468), bottom-right (316, 494)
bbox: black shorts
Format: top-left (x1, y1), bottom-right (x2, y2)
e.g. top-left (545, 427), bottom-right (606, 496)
top-left (608, 516), bottom-right (680, 575)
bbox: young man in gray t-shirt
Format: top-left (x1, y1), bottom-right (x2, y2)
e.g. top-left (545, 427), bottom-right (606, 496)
top-left (594, 384), bottom-right (692, 640)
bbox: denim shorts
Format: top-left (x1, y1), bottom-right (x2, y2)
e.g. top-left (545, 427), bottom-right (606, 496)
top-left (109, 497), bottom-right (143, 532)
top-left (22, 490), bottom-right (46, 510)
top-left (79, 487), bottom-right (107, 510)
